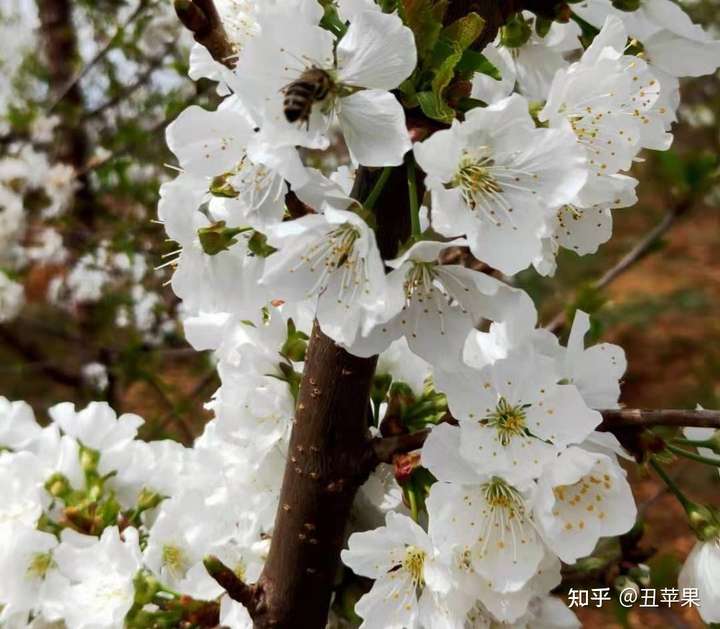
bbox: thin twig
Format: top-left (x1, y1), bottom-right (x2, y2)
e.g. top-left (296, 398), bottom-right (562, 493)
top-left (173, 0), bottom-right (236, 68)
top-left (203, 556), bottom-right (258, 612)
top-left (599, 408), bottom-right (720, 430)
top-left (78, 115), bottom-right (169, 175)
top-left (47, 0), bottom-right (153, 114)
top-left (145, 374), bottom-right (195, 443)
top-left (0, 326), bottom-right (81, 388)
top-left (545, 198), bottom-right (693, 333)
top-left (371, 408), bottom-right (720, 464)
top-left (83, 43), bottom-right (172, 121)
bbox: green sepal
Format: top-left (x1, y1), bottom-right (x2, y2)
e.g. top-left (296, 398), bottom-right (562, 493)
top-left (247, 231), bottom-right (277, 258)
top-left (281, 319), bottom-right (309, 363)
top-left (401, 466), bottom-right (437, 520)
top-left (198, 221), bottom-right (249, 255)
top-left (209, 173), bottom-right (239, 198)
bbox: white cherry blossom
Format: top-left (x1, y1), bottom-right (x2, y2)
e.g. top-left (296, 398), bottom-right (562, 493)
top-left (434, 350), bottom-right (601, 484)
top-left (560, 310), bottom-right (627, 409)
top-left (341, 512), bottom-right (449, 629)
top-left (574, 0), bottom-right (720, 78)
top-left (533, 446), bottom-right (636, 563)
top-left (350, 239), bottom-right (531, 368)
top-left (232, 10), bottom-right (415, 166)
top-left (0, 451), bottom-right (50, 528)
top-left (52, 527), bottom-right (142, 629)
top-left (678, 537), bottom-right (720, 623)
top-left (261, 206), bottom-right (386, 347)
top-left (0, 523), bottom-right (65, 624)
top-left (414, 94), bottom-right (587, 274)
top-left (426, 479), bottom-right (546, 593)
top-left (0, 397), bottom-right (42, 450)
top-left (166, 104), bottom-right (307, 230)
top-left (47, 402), bottom-right (143, 454)
top-left (473, 15), bottom-right (581, 103)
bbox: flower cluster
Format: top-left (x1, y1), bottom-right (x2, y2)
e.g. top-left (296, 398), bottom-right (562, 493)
top-left (343, 306), bottom-right (637, 627)
top-left (0, 397), bottom-right (260, 628)
top-left (2, 0), bottom-right (720, 627)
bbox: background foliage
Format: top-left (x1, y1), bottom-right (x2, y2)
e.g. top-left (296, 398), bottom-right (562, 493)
top-left (0, 0), bottom-right (718, 626)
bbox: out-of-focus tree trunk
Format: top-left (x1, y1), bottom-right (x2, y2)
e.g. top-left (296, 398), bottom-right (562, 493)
top-left (37, 0), bottom-right (94, 230)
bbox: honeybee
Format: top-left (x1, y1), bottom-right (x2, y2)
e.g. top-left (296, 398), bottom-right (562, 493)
top-left (283, 67), bottom-right (333, 128)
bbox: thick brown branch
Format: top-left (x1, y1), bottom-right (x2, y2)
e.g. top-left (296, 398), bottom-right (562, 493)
top-left (372, 409), bottom-right (720, 463)
top-left (203, 556), bottom-right (259, 613)
top-left (254, 322), bottom-right (378, 628)
top-left (174, 0), bottom-right (235, 68)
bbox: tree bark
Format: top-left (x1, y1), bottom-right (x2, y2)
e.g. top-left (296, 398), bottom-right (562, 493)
top-left (174, 0), bottom-right (236, 67)
top-left (253, 323), bottom-right (379, 628)
top-left (36, 0), bottom-right (94, 230)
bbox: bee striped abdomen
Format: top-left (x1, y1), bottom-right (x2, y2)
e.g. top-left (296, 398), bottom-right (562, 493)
top-left (283, 68), bottom-right (332, 126)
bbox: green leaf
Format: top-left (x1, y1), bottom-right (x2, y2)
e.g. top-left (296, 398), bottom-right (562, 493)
top-left (400, 0), bottom-right (448, 62)
top-left (455, 49), bottom-right (500, 80)
top-left (440, 11), bottom-right (485, 51)
top-left (397, 77), bottom-right (419, 108)
top-left (282, 318), bottom-right (309, 362)
top-left (417, 12), bottom-right (486, 123)
top-left (417, 89), bottom-right (454, 123)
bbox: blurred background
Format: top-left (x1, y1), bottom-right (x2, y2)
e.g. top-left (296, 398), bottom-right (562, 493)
top-left (0, 0), bottom-right (718, 627)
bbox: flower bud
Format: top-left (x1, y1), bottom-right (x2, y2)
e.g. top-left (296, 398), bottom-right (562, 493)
top-left (687, 503), bottom-right (720, 541)
top-left (80, 445), bottom-right (100, 474)
top-left (45, 472), bottom-right (72, 500)
top-left (137, 488), bottom-right (164, 512)
top-left (535, 16), bottom-right (553, 38)
top-left (394, 452), bottom-right (421, 485)
top-left (705, 430), bottom-right (720, 455)
top-left (611, 0), bottom-right (641, 11)
top-left (501, 14), bottom-right (532, 48)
